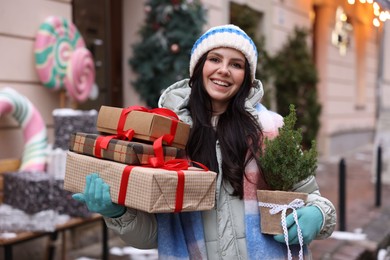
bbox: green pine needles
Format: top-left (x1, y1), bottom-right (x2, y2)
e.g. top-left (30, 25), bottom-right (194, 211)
top-left (129, 0), bottom-right (206, 108)
top-left (259, 104), bottom-right (318, 191)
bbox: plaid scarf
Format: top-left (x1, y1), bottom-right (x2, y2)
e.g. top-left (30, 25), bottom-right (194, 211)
top-left (156, 160), bottom-right (308, 259)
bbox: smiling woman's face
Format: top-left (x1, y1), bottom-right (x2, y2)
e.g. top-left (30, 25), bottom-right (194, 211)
top-left (202, 47), bottom-right (246, 115)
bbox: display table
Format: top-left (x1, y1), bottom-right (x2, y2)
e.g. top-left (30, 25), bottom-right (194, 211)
top-left (0, 214), bottom-right (108, 260)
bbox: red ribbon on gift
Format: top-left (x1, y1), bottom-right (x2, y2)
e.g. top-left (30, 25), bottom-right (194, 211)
top-left (149, 135), bottom-right (174, 167)
top-left (117, 163), bottom-right (186, 212)
top-left (148, 133), bottom-right (210, 171)
top-left (174, 170), bottom-right (185, 212)
top-left (116, 106), bottom-right (179, 144)
top-left (95, 105), bottom-right (181, 164)
top-left (117, 157), bottom-right (209, 213)
top-left (96, 105), bottom-right (201, 212)
top-left (118, 165), bottom-right (135, 206)
top-left (94, 130), bottom-right (135, 158)
top-left (94, 135), bottom-right (111, 158)
top-left (95, 105), bottom-right (181, 163)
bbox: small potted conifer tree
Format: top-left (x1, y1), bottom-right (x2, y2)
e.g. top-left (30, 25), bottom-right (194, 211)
top-left (257, 104), bottom-right (318, 234)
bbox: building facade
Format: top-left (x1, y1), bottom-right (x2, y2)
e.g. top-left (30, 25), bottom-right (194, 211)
top-left (0, 0), bottom-right (389, 163)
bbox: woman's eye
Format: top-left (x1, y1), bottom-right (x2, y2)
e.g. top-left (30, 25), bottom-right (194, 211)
top-left (231, 63), bottom-right (243, 69)
top-left (208, 57), bottom-right (220, 63)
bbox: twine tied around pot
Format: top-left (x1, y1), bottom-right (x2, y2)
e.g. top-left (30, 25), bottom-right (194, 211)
top-left (258, 198), bottom-right (305, 260)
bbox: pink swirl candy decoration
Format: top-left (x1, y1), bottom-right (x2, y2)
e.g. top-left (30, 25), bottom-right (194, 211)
top-left (64, 47), bottom-right (95, 102)
top-left (34, 16), bottom-right (86, 90)
top-left (0, 88), bottom-right (48, 171)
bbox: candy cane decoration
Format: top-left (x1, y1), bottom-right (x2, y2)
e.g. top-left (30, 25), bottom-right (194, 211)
top-left (34, 16), bottom-right (85, 90)
top-left (0, 88), bottom-right (48, 171)
top-left (64, 47), bottom-right (95, 102)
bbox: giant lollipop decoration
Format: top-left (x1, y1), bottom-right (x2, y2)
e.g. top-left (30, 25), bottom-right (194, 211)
top-left (34, 16), bottom-right (86, 90)
top-left (64, 47), bottom-right (95, 102)
top-left (0, 88), bottom-right (48, 171)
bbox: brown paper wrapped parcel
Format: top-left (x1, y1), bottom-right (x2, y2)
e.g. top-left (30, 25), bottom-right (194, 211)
top-left (96, 106), bottom-right (190, 149)
top-left (257, 190), bottom-right (308, 234)
top-left (64, 151), bottom-right (217, 213)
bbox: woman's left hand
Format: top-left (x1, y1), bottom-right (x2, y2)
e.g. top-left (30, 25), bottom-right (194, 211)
top-left (273, 206), bottom-right (323, 245)
top-left (72, 173), bottom-right (126, 218)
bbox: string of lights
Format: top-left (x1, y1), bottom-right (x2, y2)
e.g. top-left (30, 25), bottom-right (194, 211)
top-left (347, 0), bottom-right (390, 27)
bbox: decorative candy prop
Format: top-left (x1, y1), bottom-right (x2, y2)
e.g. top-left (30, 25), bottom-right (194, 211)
top-left (0, 88), bottom-right (48, 171)
top-left (64, 47), bottom-right (95, 102)
top-left (34, 16), bottom-right (86, 90)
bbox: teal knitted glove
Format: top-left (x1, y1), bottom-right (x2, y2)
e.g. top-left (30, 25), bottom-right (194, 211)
top-left (72, 173), bottom-right (126, 218)
top-left (274, 206), bottom-right (323, 245)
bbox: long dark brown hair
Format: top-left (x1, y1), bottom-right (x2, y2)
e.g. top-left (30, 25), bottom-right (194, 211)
top-left (186, 52), bottom-right (263, 198)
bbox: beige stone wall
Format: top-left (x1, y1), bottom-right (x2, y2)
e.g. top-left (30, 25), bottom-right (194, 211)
top-left (267, 0), bottom-right (313, 54)
top-left (0, 0), bottom-right (382, 161)
top-left (381, 22), bottom-right (390, 109)
top-left (375, 21), bottom-right (390, 184)
top-left (122, 0), bottom-right (147, 107)
top-left (315, 1), bottom-right (379, 156)
top-left (122, 0), bottom-right (379, 157)
top-left (203, 0), bottom-right (312, 53)
top-left (0, 0), bottom-right (72, 160)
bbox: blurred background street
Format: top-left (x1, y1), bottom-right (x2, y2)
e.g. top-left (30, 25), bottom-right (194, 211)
top-left (311, 144), bottom-right (390, 259)
top-left (1, 0), bottom-right (390, 259)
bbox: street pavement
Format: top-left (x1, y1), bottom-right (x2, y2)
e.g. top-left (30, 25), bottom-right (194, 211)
top-left (310, 144), bottom-right (390, 259)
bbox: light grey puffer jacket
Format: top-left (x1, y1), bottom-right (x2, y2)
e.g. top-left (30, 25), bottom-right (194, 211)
top-left (104, 79), bottom-right (337, 259)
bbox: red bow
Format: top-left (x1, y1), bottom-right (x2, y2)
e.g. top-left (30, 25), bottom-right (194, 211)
top-left (116, 106), bottom-right (179, 141)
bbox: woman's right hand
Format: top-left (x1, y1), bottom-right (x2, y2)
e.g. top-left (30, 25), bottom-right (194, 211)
top-left (72, 173), bottom-right (126, 218)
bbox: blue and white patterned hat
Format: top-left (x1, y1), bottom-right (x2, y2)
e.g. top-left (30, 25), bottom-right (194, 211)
top-left (190, 24), bottom-right (258, 82)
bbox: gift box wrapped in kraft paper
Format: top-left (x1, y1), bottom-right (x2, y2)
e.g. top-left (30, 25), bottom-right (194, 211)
top-left (96, 106), bottom-right (190, 149)
top-left (257, 190), bottom-right (308, 235)
top-left (53, 108), bottom-right (98, 150)
top-left (64, 151), bottom-right (217, 213)
top-left (69, 132), bottom-right (185, 165)
top-left (3, 171), bottom-right (92, 217)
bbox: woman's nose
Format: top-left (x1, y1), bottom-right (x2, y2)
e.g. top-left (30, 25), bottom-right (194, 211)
top-left (217, 64), bottom-right (230, 76)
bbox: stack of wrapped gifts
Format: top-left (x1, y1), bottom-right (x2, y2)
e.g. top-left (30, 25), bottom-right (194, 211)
top-left (64, 106), bottom-right (217, 213)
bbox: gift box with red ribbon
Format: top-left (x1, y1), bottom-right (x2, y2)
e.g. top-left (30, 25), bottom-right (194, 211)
top-left (69, 132), bottom-right (185, 165)
top-left (96, 106), bottom-right (190, 149)
top-left (64, 151), bottom-right (217, 213)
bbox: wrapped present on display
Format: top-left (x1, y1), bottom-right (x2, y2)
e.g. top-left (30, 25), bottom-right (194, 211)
top-left (3, 171), bottom-right (92, 217)
top-left (46, 147), bottom-right (68, 180)
top-left (96, 106), bottom-right (190, 149)
top-left (53, 108), bottom-right (98, 150)
top-left (64, 151), bottom-right (217, 213)
top-left (69, 132), bottom-right (185, 165)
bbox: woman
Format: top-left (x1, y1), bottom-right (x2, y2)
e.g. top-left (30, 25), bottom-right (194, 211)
top-left (73, 24), bottom-right (336, 259)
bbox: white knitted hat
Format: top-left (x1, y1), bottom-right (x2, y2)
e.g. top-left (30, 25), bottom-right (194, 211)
top-left (189, 24), bottom-right (258, 82)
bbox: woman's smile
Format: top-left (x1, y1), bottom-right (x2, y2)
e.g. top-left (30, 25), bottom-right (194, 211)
top-left (210, 79), bottom-right (231, 87)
